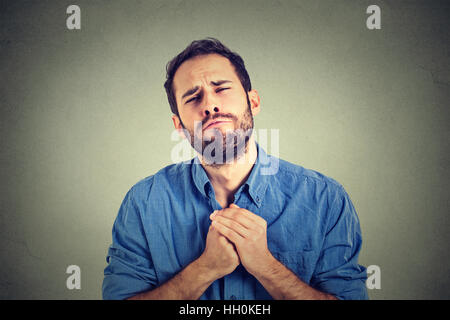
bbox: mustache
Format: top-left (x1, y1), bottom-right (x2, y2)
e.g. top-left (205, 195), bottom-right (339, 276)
top-left (196, 113), bottom-right (237, 130)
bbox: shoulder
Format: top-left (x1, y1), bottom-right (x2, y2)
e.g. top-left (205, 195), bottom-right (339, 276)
top-left (273, 156), bottom-right (345, 195)
top-left (127, 161), bottom-right (191, 201)
top-left (273, 157), bottom-right (358, 229)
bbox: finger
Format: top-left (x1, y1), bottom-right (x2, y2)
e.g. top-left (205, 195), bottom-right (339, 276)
top-left (209, 210), bottom-right (220, 220)
top-left (227, 204), bottom-right (261, 223)
top-left (211, 220), bottom-right (243, 246)
top-left (217, 208), bottom-right (262, 230)
top-left (233, 207), bottom-right (267, 228)
top-left (212, 215), bottom-right (250, 238)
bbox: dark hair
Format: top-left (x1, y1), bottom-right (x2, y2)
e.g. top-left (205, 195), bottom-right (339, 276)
top-left (164, 38), bottom-right (252, 116)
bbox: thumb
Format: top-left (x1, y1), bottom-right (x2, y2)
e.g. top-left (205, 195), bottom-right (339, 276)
top-left (229, 203), bottom-right (240, 208)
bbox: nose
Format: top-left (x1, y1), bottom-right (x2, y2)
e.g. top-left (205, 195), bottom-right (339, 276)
top-left (202, 91), bottom-right (220, 117)
top-left (204, 106), bottom-right (220, 117)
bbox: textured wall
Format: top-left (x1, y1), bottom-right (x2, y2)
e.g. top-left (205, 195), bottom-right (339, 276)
top-left (0, 0), bottom-right (449, 299)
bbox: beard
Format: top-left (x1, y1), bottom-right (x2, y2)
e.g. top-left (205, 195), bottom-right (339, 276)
top-left (180, 94), bottom-right (254, 167)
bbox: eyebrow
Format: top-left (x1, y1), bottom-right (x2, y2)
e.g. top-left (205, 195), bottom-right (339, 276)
top-left (211, 79), bottom-right (232, 86)
top-left (181, 80), bottom-right (232, 101)
top-left (181, 86), bottom-right (200, 100)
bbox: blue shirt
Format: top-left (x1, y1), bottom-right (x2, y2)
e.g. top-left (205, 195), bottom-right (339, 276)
top-left (102, 145), bottom-right (368, 300)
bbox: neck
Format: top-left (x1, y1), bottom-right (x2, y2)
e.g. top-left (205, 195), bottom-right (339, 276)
top-left (199, 137), bottom-right (258, 208)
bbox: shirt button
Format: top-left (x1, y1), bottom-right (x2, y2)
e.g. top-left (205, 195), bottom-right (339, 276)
top-left (256, 196), bottom-right (260, 202)
top-left (230, 295), bottom-right (237, 300)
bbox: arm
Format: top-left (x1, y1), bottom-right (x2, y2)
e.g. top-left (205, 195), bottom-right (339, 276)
top-left (128, 225), bottom-right (240, 300)
top-left (250, 253), bottom-right (337, 300)
top-left (128, 257), bottom-right (215, 300)
top-left (309, 187), bottom-right (368, 300)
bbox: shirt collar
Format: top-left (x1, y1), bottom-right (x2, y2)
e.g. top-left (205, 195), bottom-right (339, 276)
top-left (190, 143), bottom-right (272, 208)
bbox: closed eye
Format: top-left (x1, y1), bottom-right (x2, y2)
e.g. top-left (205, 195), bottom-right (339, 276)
top-left (216, 87), bottom-right (230, 93)
top-left (185, 88), bottom-right (230, 104)
top-left (186, 95), bottom-right (200, 104)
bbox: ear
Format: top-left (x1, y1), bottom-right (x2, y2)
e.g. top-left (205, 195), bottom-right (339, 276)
top-left (247, 89), bottom-right (261, 116)
top-left (172, 114), bottom-right (187, 140)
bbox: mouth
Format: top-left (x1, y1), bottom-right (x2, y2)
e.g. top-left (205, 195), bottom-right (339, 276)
top-left (203, 119), bottom-right (233, 130)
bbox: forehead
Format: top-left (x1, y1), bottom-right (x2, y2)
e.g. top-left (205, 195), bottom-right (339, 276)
top-left (173, 54), bottom-right (239, 96)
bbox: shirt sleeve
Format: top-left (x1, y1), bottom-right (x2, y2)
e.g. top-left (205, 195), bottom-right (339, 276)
top-left (310, 186), bottom-right (369, 300)
top-left (102, 187), bottom-right (158, 300)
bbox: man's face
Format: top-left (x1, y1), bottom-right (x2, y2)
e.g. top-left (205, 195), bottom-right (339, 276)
top-left (172, 54), bottom-right (260, 164)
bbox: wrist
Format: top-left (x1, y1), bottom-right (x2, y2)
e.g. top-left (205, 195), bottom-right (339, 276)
top-left (249, 252), bottom-right (279, 279)
top-left (192, 255), bottom-right (221, 283)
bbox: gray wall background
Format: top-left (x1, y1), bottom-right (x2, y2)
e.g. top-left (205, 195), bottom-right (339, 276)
top-left (0, 0), bottom-right (449, 299)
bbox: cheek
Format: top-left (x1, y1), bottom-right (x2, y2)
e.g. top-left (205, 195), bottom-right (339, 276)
top-left (221, 92), bottom-right (247, 113)
top-left (179, 109), bottom-right (202, 130)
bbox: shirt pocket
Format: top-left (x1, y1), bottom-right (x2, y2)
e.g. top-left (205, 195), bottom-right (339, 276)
top-left (271, 249), bottom-right (317, 284)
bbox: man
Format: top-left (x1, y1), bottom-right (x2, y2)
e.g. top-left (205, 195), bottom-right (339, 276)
top-left (102, 38), bottom-right (368, 300)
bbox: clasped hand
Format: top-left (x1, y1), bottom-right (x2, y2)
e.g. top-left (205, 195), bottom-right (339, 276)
top-left (207, 203), bottom-right (274, 277)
